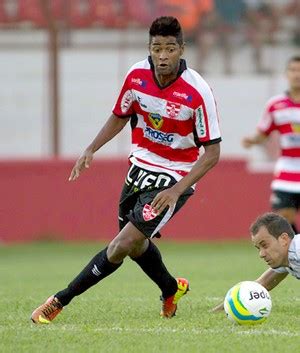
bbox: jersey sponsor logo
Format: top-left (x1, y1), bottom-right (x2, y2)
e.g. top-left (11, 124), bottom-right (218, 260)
top-left (149, 113), bottom-right (163, 129)
top-left (144, 126), bottom-right (174, 146)
top-left (166, 101), bottom-right (181, 119)
top-left (288, 135), bottom-right (300, 143)
top-left (196, 106), bottom-right (206, 137)
top-left (173, 91), bottom-right (192, 102)
top-left (121, 90), bottom-right (133, 113)
top-left (142, 204), bottom-right (158, 221)
top-left (131, 77), bottom-right (147, 87)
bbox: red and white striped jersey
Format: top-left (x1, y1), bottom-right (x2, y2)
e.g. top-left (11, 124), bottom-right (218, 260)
top-left (112, 58), bottom-right (221, 181)
top-left (258, 93), bottom-right (300, 192)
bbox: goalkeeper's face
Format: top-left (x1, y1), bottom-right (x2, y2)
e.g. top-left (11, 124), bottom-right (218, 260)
top-left (149, 35), bottom-right (184, 78)
top-left (252, 226), bottom-right (291, 269)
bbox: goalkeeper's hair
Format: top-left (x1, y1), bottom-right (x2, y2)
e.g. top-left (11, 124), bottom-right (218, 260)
top-left (149, 16), bottom-right (183, 45)
top-left (250, 212), bottom-right (294, 239)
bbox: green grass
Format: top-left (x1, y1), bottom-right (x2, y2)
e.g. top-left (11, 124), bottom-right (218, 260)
top-left (1, 241), bottom-right (300, 353)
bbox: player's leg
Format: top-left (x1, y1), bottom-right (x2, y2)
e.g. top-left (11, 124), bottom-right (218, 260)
top-left (31, 167), bottom-right (140, 324)
top-left (127, 187), bottom-right (193, 317)
top-left (131, 239), bottom-right (189, 318)
top-left (271, 190), bottom-right (298, 233)
top-left (31, 222), bottom-right (147, 324)
top-left (118, 179), bottom-right (179, 301)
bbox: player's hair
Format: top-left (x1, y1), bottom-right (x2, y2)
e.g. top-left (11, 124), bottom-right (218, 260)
top-left (250, 212), bottom-right (295, 239)
top-left (287, 55), bottom-right (300, 67)
top-left (149, 16), bottom-right (183, 45)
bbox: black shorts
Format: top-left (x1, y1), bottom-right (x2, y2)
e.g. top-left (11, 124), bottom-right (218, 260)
top-left (271, 190), bottom-right (300, 210)
top-left (118, 164), bottom-right (194, 238)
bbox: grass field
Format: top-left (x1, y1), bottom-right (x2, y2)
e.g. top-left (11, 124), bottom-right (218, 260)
top-left (1, 241), bottom-right (300, 353)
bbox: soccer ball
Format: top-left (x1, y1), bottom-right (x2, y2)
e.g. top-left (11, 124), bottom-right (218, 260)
top-left (224, 281), bottom-right (272, 325)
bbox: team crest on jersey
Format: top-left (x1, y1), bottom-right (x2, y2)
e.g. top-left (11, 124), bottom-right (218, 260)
top-left (149, 113), bottom-right (163, 129)
top-left (292, 124), bottom-right (300, 133)
top-left (142, 204), bottom-right (158, 221)
top-left (166, 101), bottom-right (181, 119)
top-left (121, 90), bottom-right (133, 113)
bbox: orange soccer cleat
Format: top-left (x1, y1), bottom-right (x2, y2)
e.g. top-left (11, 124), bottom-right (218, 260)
top-left (160, 277), bottom-right (189, 318)
top-left (31, 296), bottom-right (63, 324)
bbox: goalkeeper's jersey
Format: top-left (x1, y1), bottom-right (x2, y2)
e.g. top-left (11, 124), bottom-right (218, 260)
top-left (272, 234), bottom-right (300, 279)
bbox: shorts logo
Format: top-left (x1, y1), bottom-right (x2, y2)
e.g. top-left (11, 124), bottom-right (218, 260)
top-left (166, 101), bottom-right (181, 119)
top-left (121, 90), bottom-right (133, 113)
top-left (142, 204), bottom-right (158, 221)
top-left (149, 113), bottom-right (163, 129)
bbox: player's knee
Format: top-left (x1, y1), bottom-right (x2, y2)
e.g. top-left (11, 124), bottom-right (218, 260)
top-left (108, 235), bottom-right (138, 260)
top-left (129, 238), bottom-right (149, 258)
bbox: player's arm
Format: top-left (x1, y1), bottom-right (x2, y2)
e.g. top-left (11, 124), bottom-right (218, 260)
top-left (255, 268), bottom-right (288, 291)
top-left (151, 142), bottom-right (220, 214)
top-left (69, 114), bottom-right (129, 181)
top-left (242, 131), bottom-right (267, 149)
top-left (173, 142), bottom-right (220, 194)
top-left (211, 269), bottom-right (288, 312)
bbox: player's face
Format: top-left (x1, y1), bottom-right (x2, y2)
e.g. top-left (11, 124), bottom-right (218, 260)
top-left (286, 60), bottom-right (300, 90)
top-left (149, 36), bottom-right (184, 81)
top-left (251, 226), bottom-right (290, 269)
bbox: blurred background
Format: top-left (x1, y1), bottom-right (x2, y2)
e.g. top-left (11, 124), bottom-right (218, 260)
top-left (1, 0), bottom-right (300, 243)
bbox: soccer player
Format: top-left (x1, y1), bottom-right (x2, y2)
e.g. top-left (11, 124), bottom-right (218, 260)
top-left (212, 212), bottom-right (297, 312)
top-left (242, 56), bottom-right (300, 233)
top-left (31, 16), bottom-right (221, 324)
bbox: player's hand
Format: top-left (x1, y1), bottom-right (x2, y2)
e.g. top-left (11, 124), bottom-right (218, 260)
top-left (151, 187), bottom-right (180, 215)
top-left (211, 302), bottom-right (224, 313)
top-left (241, 137), bottom-right (255, 149)
top-left (68, 150), bottom-right (94, 181)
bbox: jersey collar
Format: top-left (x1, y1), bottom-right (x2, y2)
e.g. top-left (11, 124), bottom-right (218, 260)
top-left (148, 56), bottom-right (187, 89)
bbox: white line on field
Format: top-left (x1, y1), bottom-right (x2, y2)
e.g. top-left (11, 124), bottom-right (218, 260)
top-left (96, 327), bottom-right (300, 337)
top-left (1, 324), bottom-right (299, 337)
top-left (37, 326), bottom-right (300, 337)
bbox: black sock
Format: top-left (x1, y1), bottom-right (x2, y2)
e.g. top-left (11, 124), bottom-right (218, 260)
top-left (55, 248), bottom-right (122, 306)
top-left (131, 240), bottom-right (177, 299)
top-left (291, 223), bottom-right (298, 234)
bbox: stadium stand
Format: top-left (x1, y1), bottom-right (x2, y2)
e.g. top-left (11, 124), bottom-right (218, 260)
top-left (17, 0), bottom-right (64, 27)
top-left (68, 0), bottom-right (93, 28)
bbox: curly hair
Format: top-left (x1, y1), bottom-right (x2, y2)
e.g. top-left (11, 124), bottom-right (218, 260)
top-left (149, 16), bottom-right (183, 45)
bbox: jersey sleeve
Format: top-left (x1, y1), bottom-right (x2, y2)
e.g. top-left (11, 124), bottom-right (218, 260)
top-left (257, 99), bottom-right (277, 136)
top-left (112, 70), bottom-right (135, 118)
top-left (193, 87), bottom-right (221, 145)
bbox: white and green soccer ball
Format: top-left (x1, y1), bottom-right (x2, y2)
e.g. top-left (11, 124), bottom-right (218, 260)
top-left (224, 281), bottom-right (272, 325)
